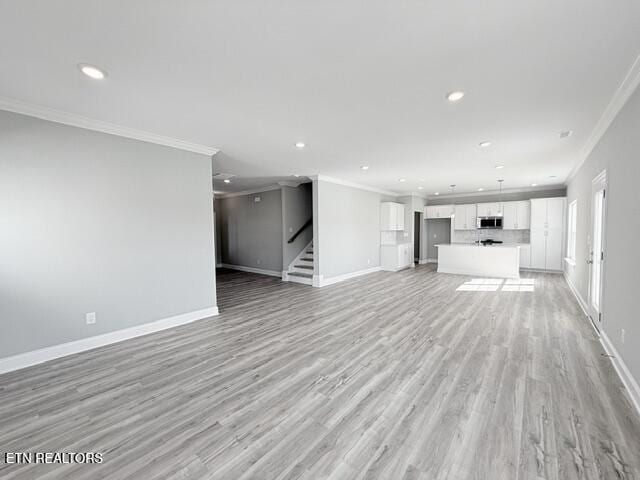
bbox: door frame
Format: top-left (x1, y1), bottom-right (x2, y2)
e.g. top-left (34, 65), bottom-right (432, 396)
top-left (587, 169), bottom-right (608, 328)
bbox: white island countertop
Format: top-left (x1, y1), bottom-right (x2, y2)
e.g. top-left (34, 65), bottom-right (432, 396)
top-left (435, 243), bottom-right (520, 278)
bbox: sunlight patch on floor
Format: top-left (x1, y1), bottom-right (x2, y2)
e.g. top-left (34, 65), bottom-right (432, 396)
top-left (456, 278), bottom-right (535, 292)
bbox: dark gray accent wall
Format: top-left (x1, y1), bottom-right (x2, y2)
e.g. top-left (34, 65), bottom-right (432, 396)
top-left (282, 183), bottom-right (313, 269)
top-left (0, 110), bottom-right (217, 358)
top-left (426, 218), bottom-right (451, 259)
top-left (566, 84), bottom-right (640, 385)
top-left (215, 189), bottom-right (283, 273)
top-left (427, 188), bottom-right (566, 205)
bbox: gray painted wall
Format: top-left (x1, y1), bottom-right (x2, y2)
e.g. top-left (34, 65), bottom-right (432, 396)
top-left (0, 110), bottom-right (217, 358)
top-left (315, 180), bottom-right (394, 279)
top-left (282, 183), bottom-right (313, 269)
top-left (565, 84), bottom-right (640, 385)
top-left (215, 189), bottom-right (283, 273)
top-left (426, 219), bottom-right (451, 259)
top-left (427, 188), bottom-right (567, 205)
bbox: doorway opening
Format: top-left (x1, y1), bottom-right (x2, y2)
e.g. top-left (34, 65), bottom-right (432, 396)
top-left (588, 169), bottom-right (607, 329)
top-left (414, 212), bottom-right (421, 264)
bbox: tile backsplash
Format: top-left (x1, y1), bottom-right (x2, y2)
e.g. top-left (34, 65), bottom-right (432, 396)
top-left (452, 229), bottom-right (530, 244)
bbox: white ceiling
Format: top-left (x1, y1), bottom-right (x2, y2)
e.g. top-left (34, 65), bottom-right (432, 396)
top-left (1, 0), bottom-right (639, 195)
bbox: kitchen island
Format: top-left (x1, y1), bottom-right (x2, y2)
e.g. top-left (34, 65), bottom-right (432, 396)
top-left (435, 243), bottom-right (521, 279)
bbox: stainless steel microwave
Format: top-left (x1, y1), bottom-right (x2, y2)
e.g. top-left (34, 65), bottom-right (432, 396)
top-left (477, 217), bottom-right (503, 229)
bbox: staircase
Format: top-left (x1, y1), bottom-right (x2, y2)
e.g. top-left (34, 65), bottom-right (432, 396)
top-left (285, 241), bottom-right (314, 285)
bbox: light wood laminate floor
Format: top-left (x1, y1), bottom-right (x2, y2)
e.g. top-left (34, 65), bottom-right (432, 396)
top-left (1, 266), bottom-right (639, 479)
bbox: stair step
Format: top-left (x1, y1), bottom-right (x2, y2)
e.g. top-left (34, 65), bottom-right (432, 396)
top-left (289, 271), bottom-right (313, 279)
top-left (306, 250), bottom-right (314, 254)
top-left (299, 257), bottom-right (313, 262)
top-left (294, 264), bottom-right (313, 270)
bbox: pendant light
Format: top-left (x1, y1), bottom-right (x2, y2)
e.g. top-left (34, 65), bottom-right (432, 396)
top-left (497, 179), bottom-right (504, 216)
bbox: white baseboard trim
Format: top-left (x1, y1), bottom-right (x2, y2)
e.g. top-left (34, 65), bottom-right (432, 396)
top-left (426, 258), bottom-right (438, 264)
top-left (313, 266), bottom-right (382, 287)
top-left (600, 330), bottom-right (640, 418)
top-left (0, 306), bottom-right (219, 375)
top-left (563, 272), bottom-right (589, 316)
top-left (562, 273), bottom-right (640, 418)
top-left (219, 263), bottom-right (281, 277)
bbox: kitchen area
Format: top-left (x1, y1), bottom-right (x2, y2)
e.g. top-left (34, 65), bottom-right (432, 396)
top-left (425, 195), bottom-right (566, 279)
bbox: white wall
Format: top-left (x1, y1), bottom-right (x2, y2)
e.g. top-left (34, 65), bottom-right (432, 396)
top-left (0, 110), bottom-right (217, 358)
top-left (565, 83), bottom-right (640, 389)
top-left (314, 180), bottom-right (394, 280)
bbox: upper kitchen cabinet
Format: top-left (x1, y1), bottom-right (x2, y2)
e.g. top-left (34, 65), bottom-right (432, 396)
top-left (425, 205), bottom-right (454, 219)
top-left (380, 202), bottom-right (405, 231)
top-left (454, 204), bottom-right (477, 230)
top-left (502, 201), bottom-right (530, 230)
top-left (476, 202), bottom-right (501, 217)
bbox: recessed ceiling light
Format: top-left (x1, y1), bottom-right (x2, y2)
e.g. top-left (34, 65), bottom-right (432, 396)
top-left (495, 165), bottom-right (504, 170)
top-left (398, 178), bottom-right (406, 183)
top-left (479, 141), bottom-right (492, 148)
top-left (418, 186), bottom-right (424, 190)
top-left (295, 142), bottom-right (306, 149)
top-left (531, 183), bottom-right (538, 187)
top-left (360, 165), bottom-right (370, 170)
top-left (434, 192), bottom-right (440, 196)
top-left (292, 174), bottom-right (300, 177)
top-left (559, 130), bottom-right (573, 138)
top-left (478, 188), bottom-right (484, 191)
top-left (223, 179), bottom-right (231, 184)
top-left (446, 91), bottom-right (465, 102)
top-left (78, 63), bottom-right (107, 80)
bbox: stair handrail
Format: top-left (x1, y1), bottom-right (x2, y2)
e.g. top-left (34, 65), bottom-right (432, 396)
top-left (287, 218), bottom-right (312, 244)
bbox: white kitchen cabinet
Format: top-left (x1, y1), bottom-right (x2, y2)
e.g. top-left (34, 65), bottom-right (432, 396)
top-left (381, 202), bottom-right (405, 231)
top-left (519, 244), bottom-right (531, 268)
top-left (425, 204), bottom-right (454, 219)
top-left (454, 204), bottom-right (477, 230)
top-left (502, 201), bottom-right (531, 230)
top-left (476, 202), bottom-right (501, 217)
top-left (381, 243), bottom-right (411, 271)
top-left (530, 197), bottom-right (566, 270)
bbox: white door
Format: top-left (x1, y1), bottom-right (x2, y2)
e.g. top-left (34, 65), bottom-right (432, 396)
top-left (588, 171), bottom-right (607, 326)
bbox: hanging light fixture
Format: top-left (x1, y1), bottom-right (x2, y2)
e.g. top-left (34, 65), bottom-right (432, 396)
top-left (497, 179), bottom-right (504, 216)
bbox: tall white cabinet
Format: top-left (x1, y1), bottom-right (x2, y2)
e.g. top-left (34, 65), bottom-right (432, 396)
top-left (530, 197), bottom-right (566, 271)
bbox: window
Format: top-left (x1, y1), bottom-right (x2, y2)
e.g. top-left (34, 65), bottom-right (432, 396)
top-left (567, 200), bottom-right (577, 262)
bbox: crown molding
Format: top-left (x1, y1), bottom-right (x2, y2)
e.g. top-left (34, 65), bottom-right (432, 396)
top-left (567, 53), bottom-right (640, 182)
top-left (214, 184), bottom-right (282, 198)
top-left (425, 184), bottom-right (565, 200)
top-left (277, 180), bottom-right (303, 187)
top-left (0, 96), bottom-right (219, 156)
top-left (309, 174), bottom-right (398, 196)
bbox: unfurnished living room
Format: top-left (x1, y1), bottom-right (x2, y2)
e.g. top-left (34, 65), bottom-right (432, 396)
top-left (1, 1), bottom-right (640, 479)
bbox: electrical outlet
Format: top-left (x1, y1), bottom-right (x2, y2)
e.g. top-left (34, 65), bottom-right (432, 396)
top-left (86, 312), bottom-right (96, 325)
top-left (621, 329), bottom-right (626, 344)
top-left (256, 259), bottom-right (261, 265)
top-left (254, 196), bottom-right (261, 202)
top-left (367, 259), bottom-right (371, 265)
top-left (289, 227), bottom-right (293, 232)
